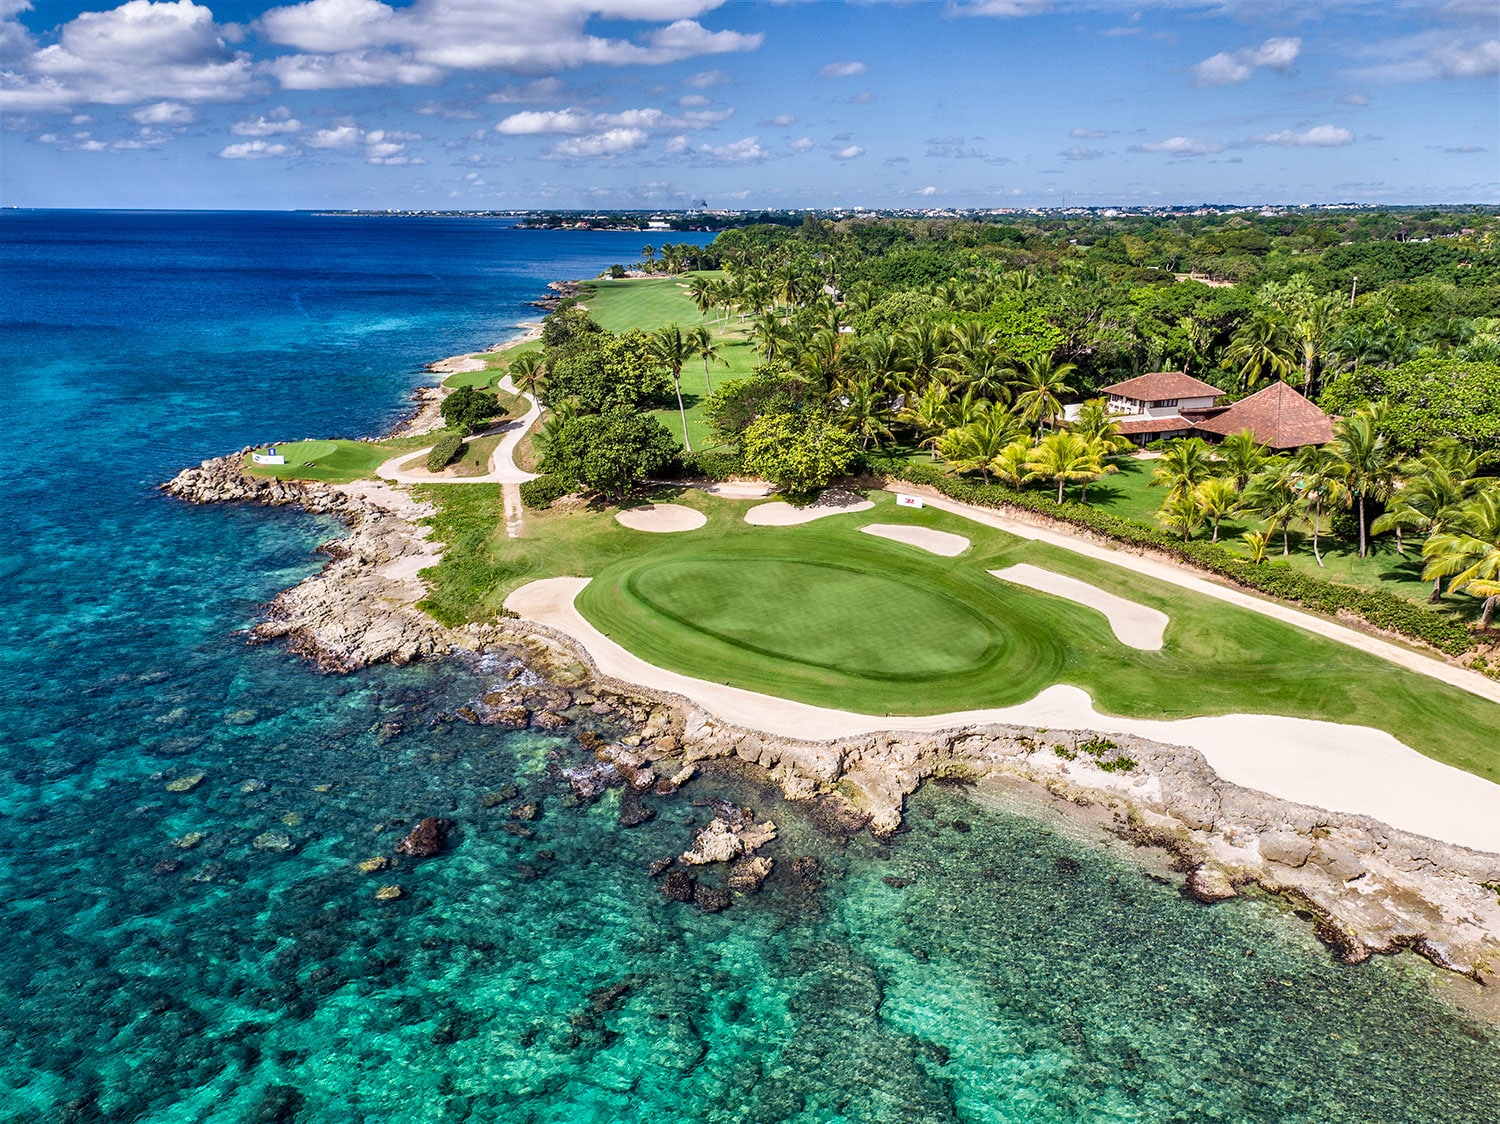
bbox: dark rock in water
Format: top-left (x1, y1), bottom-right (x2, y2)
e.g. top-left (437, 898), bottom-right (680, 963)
top-left (246, 1084), bottom-right (305, 1123)
top-left (484, 706), bottom-right (530, 729)
top-left (510, 802), bottom-right (539, 821)
top-left (882, 875), bottom-right (913, 890)
top-left (728, 856), bottom-right (772, 894)
top-left (1054, 856), bottom-right (1081, 877)
top-left (501, 822), bottom-right (535, 840)
top-left (532, 709), bottom-right (572, 730)
top-left (516, 863), bottom-right (542, 882)
top-left (617, 787), bottom-right (655, 828)
top-left (561, 761), bottom-right (621, 802)
top-left (431, 1012), bottom-right (475, 1046)
top-left (647, 856), bottom-right (674, 877)
top-left (536, 849), bottom-right (556, 861)
top-left (498, 783), bottom-right (520, 801)
top-left (951, 820), bottom-right (972, 834)
top-left (694, 883), bottom-right (731, 913)
top-left (793, 856), bottom-right (823, 888)
top-left (454, 706), bottom-right (479, 725)
top-left (1183, 865), bottom-right (1237, 904)
top-left (808, 795), bottom-right (872, 843)
top-left (152, 859), bottom-right (183, 876)
top-left (396, 817), bottom-right (452, 858)
top-left (589, 979), bottom-right (635, 1014)
top-left (661, 869), bottom-right (696, 902)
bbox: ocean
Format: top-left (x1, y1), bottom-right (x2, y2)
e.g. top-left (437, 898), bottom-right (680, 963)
top-left (1, 210), bottom-right (1496, 1122)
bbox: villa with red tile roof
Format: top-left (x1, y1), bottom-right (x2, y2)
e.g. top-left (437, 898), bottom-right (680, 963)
top-left (1079, 371), bottom-right (1333, 450)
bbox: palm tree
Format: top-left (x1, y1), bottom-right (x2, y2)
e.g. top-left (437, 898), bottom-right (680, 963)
top-left (935, 404), bottom-right (1024, 485)
top-left (750, 310), bottom-right (787, 363)
top-left (686, 274), bottom-right (718, 320)
top-left (1010, 354), bottom-right (1077, 433)
top-left (1026, 431), bottom-right (1113, 503)
top-left (1291, 445), bottom-right (1347, 567)
top-left (1150, 437), bottom-right (1215, 501)
top-left (1194, 477), bottom-right (1240, 543)
top-left (839, 376), bottom-right (894, 450)
top-left (1216, 429), bottom-right (1267, 490)
top-left (687, 324), bottom-right (725, 395)
top-left (989, 437), bottom-right (1035, 488)
top-left (1422, 491), bottom-right (1500, 628)
top-left (641, 244), bottom-right (655, 267)
top-left (1293, 294), bottom-right (1342, 397)
top-left (649, 323), bottom-right (694, 452)
top-left (1226, 310), bottom-right (1295, 391)
top-left (897, 380), bottom-right (951, 460)
top-left (1330, 409), bottom-right (1398, 558)
top-left (1241, 529), bottom-right (1271, 564)
top-left (1157, 491), bottom-right (1205, 542)
top-left (1241, 459), bottom-right (1300, 556)
top-left (1373, 440), bottom-right (1489, 594)
top-left (1068, 398), bottom-right (1133, 455)
top-left (507, 350), bottom-right (545, 403)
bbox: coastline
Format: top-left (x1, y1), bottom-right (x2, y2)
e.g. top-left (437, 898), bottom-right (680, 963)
top-left (161, 296), bottom-right (1500, 1000)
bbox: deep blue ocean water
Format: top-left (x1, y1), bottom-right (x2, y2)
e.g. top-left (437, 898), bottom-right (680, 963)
top-left (1, 210), bottom-right (1497, 1122)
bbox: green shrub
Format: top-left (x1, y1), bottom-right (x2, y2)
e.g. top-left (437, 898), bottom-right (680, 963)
top-left (519, 474), bottom-right (567, 510)
top-left (426, 434), bottom-right (465, 472)
top-left (886, 461), bottom-right (1476, 656)
top-left (676, 449), bottom-right (744, 481)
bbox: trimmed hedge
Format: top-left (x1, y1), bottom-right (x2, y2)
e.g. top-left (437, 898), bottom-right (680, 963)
top-left (519, 473), bottom-right (567, 510)
top-left (883, 460), bottom-right (1476, 657)
top-left (427, 434), bottom-right (465, 472)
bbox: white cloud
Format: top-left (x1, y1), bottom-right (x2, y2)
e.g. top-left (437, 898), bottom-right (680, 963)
top-left (487, 77), bottom-right (570, 103)
top-left (684, 67), bottom-right (730, 88)
top-left (833, 144), bottom-right (863, 160)
top-left (1070, 127), bottom-right (1107, 139)
top-left (1061, 145), bottom-right (1103, 161)
top-left (0, 0), bottom-right (255, 110)
top-left (219, 139), bottom-right (294, 158)
top-left (788, 136), bottom-right (813, 152)
top-left (301, 118), bottom-right (421, 162)
top-left (128, 100), bottom-right (195, 125)
top-left (676, 93), bottom-right (709, 107)
top-left (496, 106), bottom-right (667, 134)
top-left (232, 106), bottom-right (302, 134)
top-left (759, 112), bottom-right (796, 127)
top-left (1132, 135), bottom-right (1223, 155)
top-left (258, 0), bottom-right (762, 90)
top-left (1191, 37), bottom-right (1301, 87)
top-left (545, 126), bottom-right (648, 158)
top-left (1432, 38), bottom-right (1499, 78)
top-left (918, 185), bottom-right (937, 195)
top-left (819, 60), bottom-right (867, 79)
top-left (946, 0), bottom-right (1051, 16)
top-left (1252, 124), bottom-right (1354, 147)
top-left (1340, 92), bottom-right (1370, 105)
top-left (665, 133), bottom-right (769, 163)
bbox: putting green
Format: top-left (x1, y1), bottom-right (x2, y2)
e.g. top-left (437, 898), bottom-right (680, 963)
top-left (577, 538), bottom-right (1091, 709)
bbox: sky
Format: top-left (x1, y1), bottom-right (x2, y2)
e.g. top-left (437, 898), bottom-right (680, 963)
top-left (0, 0), bottom-right (1496, 210)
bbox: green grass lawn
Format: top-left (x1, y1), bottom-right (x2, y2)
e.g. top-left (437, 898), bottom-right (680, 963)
top-left (418, 485), bottom-right (1500, 784)
top-left (582, 274), bottom-right (757, 450)
top-left (243, 439), bottom-right (400, 484)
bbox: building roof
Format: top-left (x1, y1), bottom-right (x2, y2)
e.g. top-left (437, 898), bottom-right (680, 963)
top-left (1192, 380), bottom-right (1334, 449)
top-left (1100, 371), bottom-right (1225, 402)
top-left (1117, 416), bottom-right (1195, 435)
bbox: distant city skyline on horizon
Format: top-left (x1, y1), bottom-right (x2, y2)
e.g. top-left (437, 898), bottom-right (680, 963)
top-left (1, 1), bottom-right (1496, 211)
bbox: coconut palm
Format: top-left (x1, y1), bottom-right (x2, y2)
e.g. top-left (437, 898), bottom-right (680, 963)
top-left (1226, 310), bottom-right (1295, 391)
top-left (1293, 294), bottom-right (1343, 397)
top-left (750, 310), bottom-right (788, 363)
top-left (935, 404), bottom-right (1024, 485)
top-left (1215, 429), bottom-right (1267, 490)
top-left (897, 380), bottom-right (951, 460)
top-left (686, 274), bottom-right (718, 319)
top-left (1150, 437), bottom-right (1215, 501)
top-left (1241, 529), bottom-right (1271, 564)
top-left (507, 350), bottom-right (545, 402)
top-left (687, 324), bottom-right (725, 395)
top-left (1010, 354), bottom-right (1077, 433)
top-left (1241, 459), bottom-right (1300, 556)
top-left (649, 323), bottom-right (695, 451)
top-left (839, 376), bottom-right (894, 450)
top-left (1026, 431), bottom-right (1113, 503)
top-left (1291, 444), bottom-right (1347, 567)
top-left (1068, 398), bottom-right (1133, 455)
top-left (1157, 491), bottom-right (1205, 542)
top-left (989, 437), bottom-right (1035, 488)
top-left (1373, 440), bottom-right (1490, 593)
top-left (1329, 409), bottom-right (1398, 558)
top-left (1194, 477), bottom-right (1240, 543)
top-left (1421, 491), bottom-right (1500, 627)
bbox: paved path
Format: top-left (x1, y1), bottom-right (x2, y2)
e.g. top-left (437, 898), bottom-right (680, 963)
top-left (375, 375), bottom-right (541, 486)
top-left (896, 486), bottom-right (1500, 708)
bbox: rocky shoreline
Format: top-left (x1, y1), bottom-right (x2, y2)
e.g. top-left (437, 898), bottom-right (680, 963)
top-left (163, 436), bottom-right (1500, 1000)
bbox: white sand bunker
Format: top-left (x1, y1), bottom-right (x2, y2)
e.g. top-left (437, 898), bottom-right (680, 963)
top-left (615, 503), bottom-right (707, 533)
top-left (991, 563), bottom-right (1168, 651)
top-left (745, 489), bottom-right (875, 526)
top-left (861, 523), bottom-right (970, 557)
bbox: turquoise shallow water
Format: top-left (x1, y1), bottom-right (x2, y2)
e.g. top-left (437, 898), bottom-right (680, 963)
top-left (1, 212), bottom-right (1498, 1121)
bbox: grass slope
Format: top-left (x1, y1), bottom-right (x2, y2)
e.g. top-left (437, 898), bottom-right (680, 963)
top-left (419, 486), bottom-right (1500, 783)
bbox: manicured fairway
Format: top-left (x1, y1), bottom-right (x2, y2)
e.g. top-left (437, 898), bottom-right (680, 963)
top-left (244, 439), bottom-right (393, 483)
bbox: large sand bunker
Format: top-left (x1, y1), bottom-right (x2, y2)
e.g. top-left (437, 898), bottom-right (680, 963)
top-left (991, 563), bottom-right (1168, 651)
top-left (745, 490), bottom-right (875, 526)
top-left (615, 503), bottom-right (707, 533)
top-left (861, 523), bottom-right (970, 557)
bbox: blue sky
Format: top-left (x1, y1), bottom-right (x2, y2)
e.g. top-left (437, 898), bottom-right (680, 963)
top-left (1, 0), bottom-right (1496, 209)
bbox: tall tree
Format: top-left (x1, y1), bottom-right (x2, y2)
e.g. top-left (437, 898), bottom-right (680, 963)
top-left (1194, 477), bottom-right (1240, 543)
top-left (1291, 444), bottom-right (1347, 567)
top-left (1330, 409), bottom-right (1398, 558)
top-left (1150, 437), bottom-right (1215, 501)
top-left (649, 323), bottom-right (695, 452)
top-left (1421, 491), bottom-right (1500, 627)
top-left (1010, 354), bottom-right (1077, 433)
top-left (1216, 429), bottom-right (1267, 490)
top-left (1240, 459), bottom-right (1300, 556)
top-left (687, 324), bottom-right (726, 395)
top-left (1025, 431), bottom-right (1111, 503)
top-left (507, 350), bottom-right (546, 403)
top-left (1226, 310), bottom-right (1295, 390)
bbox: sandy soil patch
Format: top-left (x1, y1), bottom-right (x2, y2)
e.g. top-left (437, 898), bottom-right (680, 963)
top-left (504, 576), bottom-right (1500, 853)
top-left (745, 489), bottom-right (875, 526)
top-left (991, 563), bottom-right (1168, 651)
top-left (703, 480), bottom-right (774, 499)
top-left (616, 503), bottom-right (708, 533)
top-left (861, 523), bottom-right (970, 557)
top-left (427, 354), bottom-right (486, 374)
